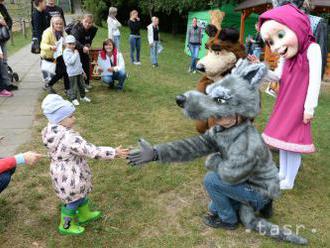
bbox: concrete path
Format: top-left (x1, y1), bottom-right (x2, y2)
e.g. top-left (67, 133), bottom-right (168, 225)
top-left (0, 45), bottom-right (42, 157)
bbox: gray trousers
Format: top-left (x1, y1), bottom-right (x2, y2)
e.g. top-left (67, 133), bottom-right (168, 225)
top-left (68, 74), bottom-right (85, 101)
top-left (0, 41), bottom-right (10, 86)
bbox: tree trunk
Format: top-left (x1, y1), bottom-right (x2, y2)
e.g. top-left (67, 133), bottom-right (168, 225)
top-left (171, 13), bottom-right (179, 36)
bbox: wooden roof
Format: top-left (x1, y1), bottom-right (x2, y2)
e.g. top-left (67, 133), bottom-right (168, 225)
top-left (235, 0), bottom-right (330, 12)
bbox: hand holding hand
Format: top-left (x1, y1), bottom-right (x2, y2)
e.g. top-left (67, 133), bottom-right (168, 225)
top-left (108, 67), bottom-right (114, 72)
top-left (303, 112), bottom-right (313, 124)
top-left (115, 146), bottom-right (129, 159)
top-left (51, 46), bottom-right (57, 51)
top-left (127, 139), bottom-right (157, 166)
top-left (23, 151), bottom-right (45, 165)
top-left (247, 54), bottom-right (260, 64)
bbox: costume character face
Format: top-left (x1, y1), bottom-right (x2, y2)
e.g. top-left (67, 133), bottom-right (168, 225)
top-left (260, 20), bottom-right (299, 59)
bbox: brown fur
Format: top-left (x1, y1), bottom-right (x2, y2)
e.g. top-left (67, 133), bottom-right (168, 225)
top-left (195, 25), bottom-right (246, 133)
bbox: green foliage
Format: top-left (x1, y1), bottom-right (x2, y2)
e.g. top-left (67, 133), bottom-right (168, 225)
top-left (82, 0), bottom-right (108, 26)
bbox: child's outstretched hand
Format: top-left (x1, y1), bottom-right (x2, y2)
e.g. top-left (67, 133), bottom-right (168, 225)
top-left (115, 146), bottom-right (129, 159)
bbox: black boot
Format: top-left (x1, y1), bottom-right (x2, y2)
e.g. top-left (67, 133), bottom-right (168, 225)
top-left (203, 213), bottom-right (238, 230)
top-left (259, 200), bottom-right (273, 219)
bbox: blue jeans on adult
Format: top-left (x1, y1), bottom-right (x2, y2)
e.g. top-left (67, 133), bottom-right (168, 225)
top-left (129, 35), bottom-right (141, 63)
top-left (113, 35), bottom-right (121, 51)
top-left (189, 43), bottom-right (200, 71)
top-left (0, 167), bottom-right (16, 193)
top-left (102, 70), bottom-right (126, 90)
top-left (0, 41), bottom-right (10, 86)
top-left (204, 171), bottom-right (270, 225)
top-left (150, 41), bottom-right (159, 65)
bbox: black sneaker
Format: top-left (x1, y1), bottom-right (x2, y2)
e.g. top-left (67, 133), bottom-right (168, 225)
top-left (43, 83), bottom-right (56, 94)
top-left (203, 213), bottom-right (238, 230)
top-left (259, 200), bottom-right (273, 219)
top-left (6, 84), bottom-right (18, 91)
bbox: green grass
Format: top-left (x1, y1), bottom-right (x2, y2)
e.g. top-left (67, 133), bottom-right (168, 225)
top-left (7, 28), bottom-right (31, 55)
top-left (0, 26), bottom-right (330, 247)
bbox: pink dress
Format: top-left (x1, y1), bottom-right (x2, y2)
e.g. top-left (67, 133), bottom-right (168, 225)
top-left (259, 4), bottom-right (316, 154)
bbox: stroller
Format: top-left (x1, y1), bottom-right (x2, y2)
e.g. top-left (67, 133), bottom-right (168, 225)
top-left (8, 65), bottom-right (19, 83)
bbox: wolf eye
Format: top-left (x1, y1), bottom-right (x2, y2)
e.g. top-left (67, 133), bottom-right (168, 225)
top-left (213, 97), bottom-right (227, 104)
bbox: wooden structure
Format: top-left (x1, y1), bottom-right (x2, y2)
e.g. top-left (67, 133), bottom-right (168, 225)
top-left (235, 0), bottom-right (330, 73)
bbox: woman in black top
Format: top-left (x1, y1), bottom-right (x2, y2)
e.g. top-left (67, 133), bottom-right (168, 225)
top-left (0, 0), bottom-right (17, 91)
top-left (32, 0), bottom-right (48, 50)
top-left (71, 14), bottom-right (98, 88)
top-left (127, 10), bottom-right (142, 65)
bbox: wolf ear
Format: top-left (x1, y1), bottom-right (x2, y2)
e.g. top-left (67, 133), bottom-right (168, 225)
top-left (205, 24), bottom-right (219, 38)
top-left (232, 59), bottom-right (268, 89)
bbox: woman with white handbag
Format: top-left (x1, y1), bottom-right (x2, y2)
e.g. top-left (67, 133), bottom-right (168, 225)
top-left (40, 16), bottom-right (69, 94)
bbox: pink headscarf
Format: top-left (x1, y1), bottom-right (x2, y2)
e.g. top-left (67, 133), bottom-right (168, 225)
top-left (258, 4), bottom-right (315, 71)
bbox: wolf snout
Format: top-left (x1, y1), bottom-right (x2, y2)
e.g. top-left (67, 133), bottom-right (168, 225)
top-left (176, 95), bottom-right (186, 108)
top-left (196, 63), bottom-right (205, 72)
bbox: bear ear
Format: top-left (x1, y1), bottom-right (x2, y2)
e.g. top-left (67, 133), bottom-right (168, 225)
top-left (219, 28), bottom-right (240, 43)
top-left (205, 24), bottom-right (219, 38)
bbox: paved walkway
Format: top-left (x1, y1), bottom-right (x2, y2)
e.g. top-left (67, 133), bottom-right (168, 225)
top-left (0, 45), bottom-right (42, 157)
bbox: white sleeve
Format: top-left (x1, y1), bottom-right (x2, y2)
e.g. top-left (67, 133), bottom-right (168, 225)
top-left (0, 46), bottom-right (2, 54)
top-left (147, 26), bottom-right (153, 45)
top-left (262, 57), bottom-right (285, 82)
top-left (304, 43), bottom-right (322, 116)
top-left (115, 19), bottom-right (122, 28)
top-left (117, 53), bottom-right (125, 71)
top-left (107, 17), bottom-right (113, 39)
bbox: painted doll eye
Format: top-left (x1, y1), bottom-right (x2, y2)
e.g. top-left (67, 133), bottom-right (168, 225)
top-left (278, 31), bottom-right (285, 39)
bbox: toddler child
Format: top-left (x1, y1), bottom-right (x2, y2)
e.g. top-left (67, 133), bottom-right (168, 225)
top-left (63, 35), bottom-right (90, 106)
top-left (41, 94), bottom-right (129, 235)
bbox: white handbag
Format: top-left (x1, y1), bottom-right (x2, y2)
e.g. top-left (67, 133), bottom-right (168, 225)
top-left (41, 59), bottom-right (56, 74)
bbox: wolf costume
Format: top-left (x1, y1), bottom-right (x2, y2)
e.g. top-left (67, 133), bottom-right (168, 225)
top-left (128, 59), bottom-right (308, 245)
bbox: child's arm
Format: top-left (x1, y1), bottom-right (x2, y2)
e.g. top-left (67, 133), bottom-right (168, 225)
top-left (69, 134), bottom-right (126, 160)
top-left (304, 43), bottom-right (322, 122)
top-left (63, 49), bottom-right (78, 65)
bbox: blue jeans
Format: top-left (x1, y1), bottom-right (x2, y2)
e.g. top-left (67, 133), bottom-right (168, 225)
top-left (0, 167), bottom-right (16, 193)
top-left (113, 35), bottom-right (120, 51)
top-left (0, 41), bottom-right (10, 86)
top-left (150, 41), bottom-right (159, 65)
top-left (204, 172), bottom-right (270, 224)
top-left (66, 197), bottom-right (86, 210)
top-left (189, 44), bottom-right (200, 71)
top-left (102, 70), bottom-right (126, 90)
top-left (129, 35), bottom-right (141, 63)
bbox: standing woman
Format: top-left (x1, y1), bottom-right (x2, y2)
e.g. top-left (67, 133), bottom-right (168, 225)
top-left (187, 17), bottom-right (203, 73)
top-left (41, 16), bottom-right (69, 93)
top-left (128, 10), bottom-right (141, 65)
top-left (0, 0), bottom-right (17, 91)
top-left (107, 7), bottom-right (121, 51)
top-left (32, 0), bottom-right (48, 81)
top-left (71, 14), bottom-right (98, 89)
top-left (147, 16), bottom-right (160, 67)
top-left (32, 0), bottom-right (48, 49)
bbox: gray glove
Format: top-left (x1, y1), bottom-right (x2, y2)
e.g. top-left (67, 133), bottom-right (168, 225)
top-left (128, 139), bottom-right (158, 166)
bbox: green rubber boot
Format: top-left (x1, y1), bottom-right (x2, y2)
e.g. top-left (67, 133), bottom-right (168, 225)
top-left (58, 206), bottom-right (85, 235)
top-left (77, 198), bottom-right (102, 225)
